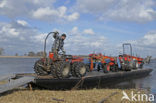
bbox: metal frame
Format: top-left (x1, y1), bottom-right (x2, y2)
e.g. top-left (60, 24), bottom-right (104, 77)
top-left (43, 32), bottom-right (56, 58)
top-left (123, 43), bottom-right (132, 56)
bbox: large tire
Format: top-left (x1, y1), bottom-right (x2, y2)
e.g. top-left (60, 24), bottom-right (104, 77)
top-left (55, 61), bottom-right (71, 79)
top-left (34, 59), bottom-right (48, 75)
top-left (73, 62), bottom-right (87, 77)
top-left (121, 64), bottom-right (131, 71)
top-left (139, 62), bottom-right (144, 69)
top-left (85, 64), bottom-right (91, 72)
top-left (50, 63), bottom-right (57, 78)
top-left (110, 65), bottom-right (118, 72)
top-left (129, 60), bottom-right (137, 70)
top-left (71, 62), bottom-right (78, 77)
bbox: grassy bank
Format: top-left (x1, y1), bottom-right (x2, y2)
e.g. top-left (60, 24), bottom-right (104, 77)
top-left (0, 89), bottom-right (148, 103)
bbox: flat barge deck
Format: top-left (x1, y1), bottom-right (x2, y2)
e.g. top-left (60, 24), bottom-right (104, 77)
top-left (16, 68), bottom-right (153, 89)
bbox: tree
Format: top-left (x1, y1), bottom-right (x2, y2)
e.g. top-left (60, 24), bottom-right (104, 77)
top-left (15, 53), bottom-right (18, 56)
top-left (36, 51), bottom-right (44, 56)
top-left (28, 51), bottom-right (36, 56)
top-left (0, 48), bottom-right (4, 55)
top-left (24, 53), bottom-right (27, 56)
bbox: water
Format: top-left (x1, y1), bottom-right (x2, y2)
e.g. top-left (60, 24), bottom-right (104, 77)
top-left (0, 58), bottom-right (156, 94)
top-left (112, 59), bottom-right (156, 94)
top-left (0, 58), bottom-right (38, 75)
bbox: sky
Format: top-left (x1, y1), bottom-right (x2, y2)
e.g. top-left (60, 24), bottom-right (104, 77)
top-left (0, 0), bottom-right (156, 57)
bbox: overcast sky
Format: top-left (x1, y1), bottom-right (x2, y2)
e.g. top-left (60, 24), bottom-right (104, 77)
top-left (0, 0), bottom-right (156, 57)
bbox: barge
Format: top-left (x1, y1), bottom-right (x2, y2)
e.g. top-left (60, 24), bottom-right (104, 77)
top-left (17, 68), bottom-right (153, 89)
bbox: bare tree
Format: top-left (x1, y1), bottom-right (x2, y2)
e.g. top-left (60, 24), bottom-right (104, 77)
top-left (15, 53), bottom-right (18, 56)
top-left (0, 48), bottom-right (4, 55)
top-left (24, 53), bottom-right (27, 56)
top-left (28, 51), bottom-right (36, 56)
top-left (36, 51), bottom-right (44, 56)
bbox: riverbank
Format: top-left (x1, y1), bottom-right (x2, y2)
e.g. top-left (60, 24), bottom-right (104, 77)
top-left (0, 56), bottom-right (41, 58)
top-left (0, 89), bottom-right (148, 103)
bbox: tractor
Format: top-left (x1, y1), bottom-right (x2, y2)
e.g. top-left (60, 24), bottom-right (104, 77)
top-left (86, 43), bottom-right (144, 73)
top-left (86, 53), bottom-right (118, 73)
top-left (34, 32), bottom-right (87, 79)
top-left (118, 43), bottom-right (144, 71)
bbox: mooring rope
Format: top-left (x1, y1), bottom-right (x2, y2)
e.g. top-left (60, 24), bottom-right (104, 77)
top-left (71, 76), bottom-right (92, 90)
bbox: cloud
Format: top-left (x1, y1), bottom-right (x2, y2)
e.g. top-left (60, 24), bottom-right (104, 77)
top-left (128, 31), bottom-right (156, 48)
top-left (83, 28), bottom-right (95, 35)
top-left (17, 20), bottom-right (28, 26)
top-left (0, 23), bottom-right (20, 37)
top-left (0, 0), bottom-right (54, 17)
top-left (64, 27), bottom-right (112, 55)
top-left (71, 26), bottom-right (79, 34)
top-left (76, 0), bottom-right (114, 13)
top-left (0, 0), bottom-right (79, 22)
top-left (65, 34), bottom-right (108, 54)
top-left (30, 26), bottom-right (111, 55)
top-left (0, 21), bottom-right (155, 57)
top-left (104, 0), bottom-right (156, 22)
top-left (122, 31), bottom-right (156, 57)
top-left (0, 21), bottom-right (42, 55)
top-left (66, 12), bottom-right (80, 21)
top-left (0, 23), bottom-right (110, 55)
top-left (76, 0), bottom-right (156, 23)
top-left (70, 27), bottom-right (95, 35)
top-left (0, 0), bottom-right (7, 8)
top-left (32, 7), bottom-right (59, 20)
top-left (142, 32), bottom-right (156, 46)
top-left (31, 33), bottom-right (46, 43)
top-left (32, 6), bottom-right (79, 22)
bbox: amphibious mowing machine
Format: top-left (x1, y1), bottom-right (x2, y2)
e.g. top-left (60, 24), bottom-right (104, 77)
top-left (34, 32), bottom-right (87, 79)
top-left (34, 32), bottom-right (146, 79)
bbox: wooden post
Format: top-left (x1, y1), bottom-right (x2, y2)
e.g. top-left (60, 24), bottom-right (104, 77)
top-left (28, 83), bottom-right (33, 91)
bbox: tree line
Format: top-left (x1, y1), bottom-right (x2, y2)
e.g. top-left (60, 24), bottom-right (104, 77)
top-left (0, 47), bottom-right (44, 57)
top-left (26, 51), bottom-right (44, 56)
top-left (17, 51), bottom-right (45, 56)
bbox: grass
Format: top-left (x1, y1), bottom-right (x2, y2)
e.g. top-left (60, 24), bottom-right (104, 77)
top-left (0, 88), bottom-right (149, 103)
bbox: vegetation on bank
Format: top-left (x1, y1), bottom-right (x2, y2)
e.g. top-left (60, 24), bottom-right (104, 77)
top-left (0, 89), bottom-right (149, 103)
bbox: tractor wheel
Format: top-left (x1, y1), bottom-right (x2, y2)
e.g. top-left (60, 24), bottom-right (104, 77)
top-left (121, 62), bottom-right (132, 71)
top-left (133, 62), bottom-right (137, 69)
top-left (34, 59), bottom-right (48, 76)
top-left (129, 61), bottom-right (135, 70)
top-left (50, 64), bottom-right (57, 78)
top-left (136, 62), bottom-right (139, 69)
top-left (121, 64), bottom-right (126, 71)
top-left (110, 65), bottom-right (115, 72)
top-left (71, 62), bottom-right (78, 77)
top-left (102, 64), bottom-right (110, 73)
top-left (110, 65), bottom-right (118, 72)
top-left (85, 64), bottom-right (90, 72)
top-left (121, 64), bottom-right (129, 71)
top-left (125, 64), bottom-right (131, 71)
top-left (74, 62), bottom-right (87, 77)
top-left (55, 61), bottom-right (71, 79)
top-left (139, 62), bottom-right (144, 69)
top-left (97, 64), bottom-right (101, 71)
